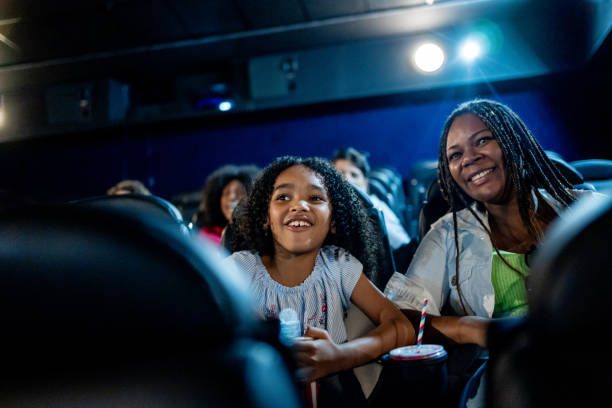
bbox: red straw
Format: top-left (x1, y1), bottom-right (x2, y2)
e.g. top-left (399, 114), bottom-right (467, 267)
top-left (416, 298), bottom-right (428, 349)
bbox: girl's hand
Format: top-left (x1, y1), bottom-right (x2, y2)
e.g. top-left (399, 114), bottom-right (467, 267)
top-left (292, 326), bottom-right (342, 382)
top-left (458, 316), bottom-right (489, 347)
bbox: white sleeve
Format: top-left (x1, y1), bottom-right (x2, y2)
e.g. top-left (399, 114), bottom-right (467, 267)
top-left (383, 222), bottom-right (451, 315)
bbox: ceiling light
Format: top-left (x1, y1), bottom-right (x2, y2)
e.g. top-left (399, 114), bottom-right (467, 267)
top-left (218, 100), bottom-right (233, 112)
top-left (459, 38), bottom-right (482, 62)
top-left (413, 42), bottom-right (445, 73)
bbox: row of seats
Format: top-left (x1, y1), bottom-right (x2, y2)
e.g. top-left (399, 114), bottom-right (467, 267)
top-left (3, 184), bottom-right (609, 407)
top-left (368, 157), bottom-right (612, 245)
top-left (0, 196), bottom-right (302, 407)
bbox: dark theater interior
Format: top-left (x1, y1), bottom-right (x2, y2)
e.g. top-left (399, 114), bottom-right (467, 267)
top-left (0, 1), bottom-right (610, 407)
top-left (0, 0), bottom-right (609, 201)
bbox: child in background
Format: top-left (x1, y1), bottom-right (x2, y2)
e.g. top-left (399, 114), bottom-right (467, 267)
top-left (225, 156), bottom-right (414, 406)
top-left (193, 164), bottom-right (260, 245)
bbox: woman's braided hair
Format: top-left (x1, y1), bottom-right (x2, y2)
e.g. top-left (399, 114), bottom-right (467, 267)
top-left (437, 99), bottom-right (577, 313)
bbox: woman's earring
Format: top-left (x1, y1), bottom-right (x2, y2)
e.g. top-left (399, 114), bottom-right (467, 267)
top-left (330, 221), bottom-right (336, 234)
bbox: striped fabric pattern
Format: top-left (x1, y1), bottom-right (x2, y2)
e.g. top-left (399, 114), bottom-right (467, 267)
top-left (491, 250), bottom-right (529, 318)
top-left (226, 245), bottom-right (362, 343)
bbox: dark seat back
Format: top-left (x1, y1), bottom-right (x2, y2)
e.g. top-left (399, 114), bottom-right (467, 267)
top-left (369, 167), bottom-right (409, 226)
top-left (487, 194), bottom-right (612, 407)
top-left (71, 193), bottom-right (191, 234)
top-left (546, 155), bottom-right (584, 185)
top-left (406, 160), bottom-right (439, 240)
top-left (351, 186), bottom-right (397, 290)
top-left (571, 159), bottom-right (612, 195)
top-left (418, 179), bottom-right (449, 242)
top-left (0, 205), bottom-right (300, 407)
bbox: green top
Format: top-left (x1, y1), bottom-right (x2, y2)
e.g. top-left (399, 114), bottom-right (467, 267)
top-left (491, 250), bottom-right (530, 318)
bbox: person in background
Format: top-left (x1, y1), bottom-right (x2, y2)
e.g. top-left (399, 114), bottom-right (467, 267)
top-left (107, 179), bottom-right (151, 196)
top-left (332, 147), bottom-right (411, 252)
top-left (225, 156), bottom-right (414, 406)
top-left (385, 99), bottom-right (597, 339)
top-left (193, 164), bottom-right (259, 245)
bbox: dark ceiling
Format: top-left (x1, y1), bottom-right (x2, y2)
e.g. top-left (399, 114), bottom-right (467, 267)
top-left (0, 0), bottom-right (606, 86)
top-left (0, 0), bottom-right (609, 140)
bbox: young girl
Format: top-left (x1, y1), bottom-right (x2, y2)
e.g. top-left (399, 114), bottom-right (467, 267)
top-left (225, 156), bottom-right (414, 400)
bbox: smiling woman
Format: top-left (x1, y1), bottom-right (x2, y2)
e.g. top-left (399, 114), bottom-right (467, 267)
top-left (385, 99), bottom-right (597, 324)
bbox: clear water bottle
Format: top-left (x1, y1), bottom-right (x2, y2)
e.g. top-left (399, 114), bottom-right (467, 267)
top-left (279, 308), bottom-right (301, 346)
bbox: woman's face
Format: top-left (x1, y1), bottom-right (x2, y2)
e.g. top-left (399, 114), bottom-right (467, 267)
top-left (446, 113), bottom-right (509, 204)
top-left (267, 165), bottom-right (332, 257)
top-left (221, 179), bottom-right (247, 223)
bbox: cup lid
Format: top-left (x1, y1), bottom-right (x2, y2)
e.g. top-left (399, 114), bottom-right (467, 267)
top-left (389, 344), bottom-right (447, 361)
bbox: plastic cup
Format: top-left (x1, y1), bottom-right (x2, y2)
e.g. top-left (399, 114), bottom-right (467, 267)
top-left (389, 344), bottom-right (447, 361)
top-left (371, 344), bottom-right (448, 406)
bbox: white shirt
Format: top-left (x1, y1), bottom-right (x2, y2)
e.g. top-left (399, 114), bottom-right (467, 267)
top-left (224, 245), bottom-right (362, 343)
top-left (384, 189), bottom-right (597, 317)
top-left (369, 194), bottom-right (411, 250)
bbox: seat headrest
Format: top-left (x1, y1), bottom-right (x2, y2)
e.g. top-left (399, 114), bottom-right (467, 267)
top-left (547, 155), bottom-right (584, 185)
top-left (0, 205), bottom-right (255, 353)
top-left (529, 194), bottom-right (612, 328)
top-left (71, 194), bottom-right (188, 233)
top-left (570, 159), bottom-right (612, 181)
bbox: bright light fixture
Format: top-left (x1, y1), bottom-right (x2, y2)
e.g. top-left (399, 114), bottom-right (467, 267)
top-left (459, 38), bottom-right (482, 62)
top-left (413, 42), bottom-right (445, 73)
top-left (218, 100), bottom-right (233, 112)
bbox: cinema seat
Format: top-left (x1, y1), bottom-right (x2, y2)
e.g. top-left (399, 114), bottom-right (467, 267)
top-left (486, 194), bottom-right (612, 407)
top-left (352, 186), bottom-right (397, 290)
top-left (71, 193), bottom-right (191, 234)
top-left (571, 159), bottom-right (612, 195)
top-left (0, 204), bottom-right (300, 407)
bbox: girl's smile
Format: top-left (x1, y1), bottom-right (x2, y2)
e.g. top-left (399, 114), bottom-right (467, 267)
top-left (268, 165), bottom-right (332, 257)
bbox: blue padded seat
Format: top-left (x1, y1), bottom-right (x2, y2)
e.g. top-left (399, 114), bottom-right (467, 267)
top-left (571, 159), bottom-right (612, 195)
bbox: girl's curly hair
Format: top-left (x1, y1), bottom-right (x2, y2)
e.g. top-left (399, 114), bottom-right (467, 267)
top-left (231, 156), bottom-right (381, 283)
top-left (193, 164), bottom-right (260, 229)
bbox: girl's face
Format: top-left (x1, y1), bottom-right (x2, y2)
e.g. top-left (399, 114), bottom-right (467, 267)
top-left (267, 165), bottom-right (332, 257)
top-left (446, 113), bottom-right (509, 204)
top-left (221, 179), bottom-right (247, 223)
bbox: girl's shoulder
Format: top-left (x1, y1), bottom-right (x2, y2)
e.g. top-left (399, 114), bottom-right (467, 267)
top-left (320, 245), bottom-right (360, 265)
top-left (225, 250), bottom-right (261, 270)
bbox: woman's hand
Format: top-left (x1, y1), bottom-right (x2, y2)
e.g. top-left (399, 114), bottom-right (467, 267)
top-left (292, 326), bottom-right (343, 382)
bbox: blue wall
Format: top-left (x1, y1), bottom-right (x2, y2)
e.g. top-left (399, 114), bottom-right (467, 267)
top-left (0, 87), bottom-right (592, 202)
